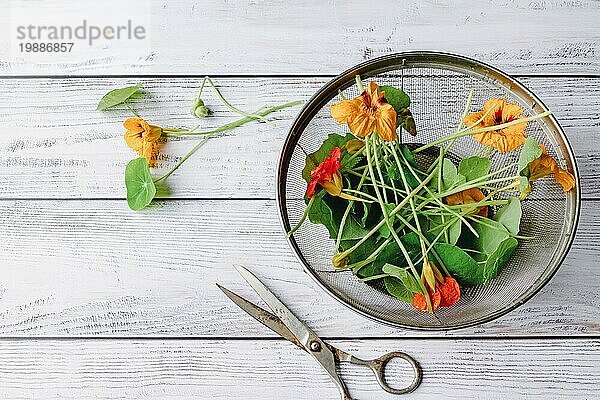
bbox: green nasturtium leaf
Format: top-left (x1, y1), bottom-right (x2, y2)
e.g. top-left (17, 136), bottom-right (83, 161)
top-left (308, 192), bottom-right (368, 240)
top-left (383, 277), bottom-right (414, 302)
top-left (483, 237), bottom-right (518, 283)
top-left (493, 197), bottom-right (522, 235)
top-left (307, 192), bottom-right (338, 239)
top-left (97, 84), bottom-right (141, 110)
top-left (469, 217), bottom-right (511, 255)
top-left (380, 85), bottom-right (410, 112)
top-left (401, 145), bottom-right (416, 167)
top-left (302, 133), bottom-right (357, 183)
top-left (433, 242), bottom-right (483, 285)
top-left (368, 232), bottom-right (421, 277)
top-left (382, 263), bottom-right (421, 294)
top-left (125, 158), bottom-right (156, 211)
top-left (431, 158), bottom-right (466, 191)
top-left (428, 215), bottom-right (461, 245)
top-left (518, 137), bottom-right (543, 174)
top-left (459, 156), bottom-right (491, 182)
top-left (377, 203), bottom-right (397, 239)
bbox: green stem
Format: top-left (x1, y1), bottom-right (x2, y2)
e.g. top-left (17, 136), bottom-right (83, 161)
top-left (203, 76), bottom-right (275, 126)
top-left (125, 103), bottom-right (140, 118)
top-left (163, 101), bottom-right (303, 137)
top-left (154, 100), bottom-right (302, 183)
top-left (335, 168), bottom-right (369, 250)
top-left (154, 135), bottom-right (212, 184)
top-left (287, 196), bottom-right (315, 237)
top-left (355, 75), bottom-right (365, 93)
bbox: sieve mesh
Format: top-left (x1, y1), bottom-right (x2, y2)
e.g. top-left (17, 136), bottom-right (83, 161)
top-left (277, 53), bottom-right (580, 330)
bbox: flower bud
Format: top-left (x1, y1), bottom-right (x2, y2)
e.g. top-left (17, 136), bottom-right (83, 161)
top-left (332, 253), bottom-right (348, 268)
top-left (190, 98), bottom-right (209, 118)
top-left (345, 139), bottom-right (365, 154)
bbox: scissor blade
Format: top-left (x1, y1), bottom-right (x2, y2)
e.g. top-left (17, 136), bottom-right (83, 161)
top-left (233, 266), bottom-right (317, 347)
top-left (216, 283), bottom-right (304, 349)
top-left (233, 267), bottom-right (351, 398)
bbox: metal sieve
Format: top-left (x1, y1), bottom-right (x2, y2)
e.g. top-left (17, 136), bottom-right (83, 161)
top-left (277, 52), bottom-right (580, 330)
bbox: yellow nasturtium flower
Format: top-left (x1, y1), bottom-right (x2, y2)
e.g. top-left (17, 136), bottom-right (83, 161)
top-left (330, 82), bottom-right (397, 141)
top-left (123, 117), bottom-right (162, 166)
top-left (463, 98), bottom-right (528, 153)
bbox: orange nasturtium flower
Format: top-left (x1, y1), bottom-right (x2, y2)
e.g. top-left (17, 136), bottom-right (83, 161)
top-left (330, 81), bottom-right (397, 141)
top-left (412, 261), bottom-right (461, 312)
top-left (445, 187), bottom-right (489, 218)
top-left (463, 98), bottom-right (528, 153)
top-left (307, 147), bottom-right (343, 198)
top-left (123, 117), bottom-right (162, 166)
top-left (527, 144), bottom-right (575, 192)
top-left (412, 276), bottom-right (461, 312)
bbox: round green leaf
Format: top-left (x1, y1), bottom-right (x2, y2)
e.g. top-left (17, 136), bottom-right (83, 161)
top-left (493, 197), bottom-right (522, 235)
top-left (125, 158), bottom-right (156, 211)
top-left (380, 85), bottom-right (410, 111)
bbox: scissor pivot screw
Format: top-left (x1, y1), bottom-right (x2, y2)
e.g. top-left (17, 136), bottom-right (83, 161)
top-left (309, 340), bottom-right (321, 352)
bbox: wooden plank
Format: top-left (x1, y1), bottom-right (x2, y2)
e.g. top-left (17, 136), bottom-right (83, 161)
top-left (0, 76), bottom-right (598, 199)
top-left (0, 338), bottom-right (597, 399)
top-left (2, 1), bottom-right (600, 75)
top-left (0, 199), bottom-right (596, 337)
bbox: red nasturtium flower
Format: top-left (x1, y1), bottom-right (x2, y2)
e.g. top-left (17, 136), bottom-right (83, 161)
top-left (330, 81), bottom-right (397, 141)
top-left (307, 147), bottom-right (343, 198)
top-left (412, 276), bottom-right (461, 312)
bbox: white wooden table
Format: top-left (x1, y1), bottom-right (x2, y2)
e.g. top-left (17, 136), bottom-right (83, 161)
top-left (1, 1), bottom-right (599, 398)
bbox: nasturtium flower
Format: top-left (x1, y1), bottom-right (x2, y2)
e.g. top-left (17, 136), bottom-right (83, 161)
top-left (445, 187), bottom-right (489, 217)
top-left (412, 289), bottom-right (441, 312)
top-left (463, 98), bottom-right (528, 153)
top-left (412, 276), bottom-right (461, 312)
top-left (330, 81), bottom-right (397, 141)
top-left (413, 261), bottom-right (461, 312)
top-left (124, 117), bottom-right (162, 166)
top-left (438, 277), bottom-right (460, 307)
top-left (526, 144), bottom-right (575, 192)
top-left (307, 147), bottom-right (343, 198)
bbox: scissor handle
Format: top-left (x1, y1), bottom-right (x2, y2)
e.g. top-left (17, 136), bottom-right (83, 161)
top-left (355, 351), bottom-right (422, 395)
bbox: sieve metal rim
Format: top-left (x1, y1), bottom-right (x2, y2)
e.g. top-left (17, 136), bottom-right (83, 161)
top-left (276, 51), bottom-right (581, 331)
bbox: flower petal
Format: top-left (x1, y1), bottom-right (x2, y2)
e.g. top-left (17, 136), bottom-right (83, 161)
top-left (348, 112), bottom-right (376, 138)
top-left (445, 188), bottom-right (488, 217)
top-left (123, 117), bottom-right (145, 133)
top-left (330, 98), bottom-right (362, 123)
top-left (306, 179), bottom-right (319, 198)
top-left (554, 168), bottom-right (576, 192)
top-left (141, 141), bottom-right (157, 166)
top-left (439, 277), bottom-right (460, 307)
top-left (502, 103), bottom-right (524, 122)
top-left (482, 98), bottom-right (506, 126)
top-left (144, 125), bottom-right (163, 142)
top-left (463, 111), bottom-right (485, 129)
top-left (124, 130), bottom-right (144, 152)
top-left (375, 103), bottom-right (397, 142)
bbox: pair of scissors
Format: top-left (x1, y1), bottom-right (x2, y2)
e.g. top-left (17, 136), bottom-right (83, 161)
top-left (217, 266), bottom-right (422, 399)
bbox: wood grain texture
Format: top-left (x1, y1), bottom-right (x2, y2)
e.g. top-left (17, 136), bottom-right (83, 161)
top-left (2, 0), bottom-right (600, 75)
top-left (0, 199), bottom-right (597, 337)
top-left (0, 338), bottom-right (597, 399)
top-left (0, 76), bottom-right (598, 199)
